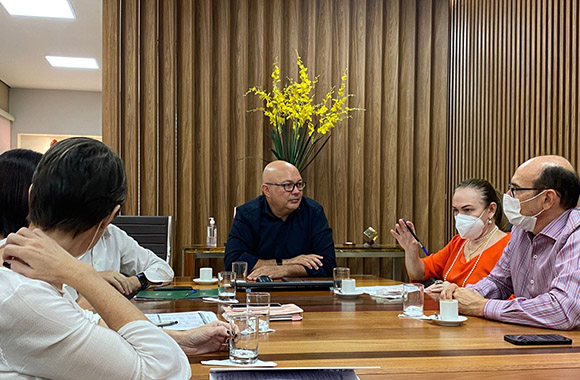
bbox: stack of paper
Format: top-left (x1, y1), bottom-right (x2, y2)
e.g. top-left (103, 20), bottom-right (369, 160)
top-left (222, 304), bottom-right (304, 321)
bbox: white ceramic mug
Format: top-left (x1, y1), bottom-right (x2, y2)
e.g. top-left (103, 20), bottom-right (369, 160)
top-left (439, 299), bottom-right (459, 320)
top-left (199, 267), bottom-right (213, 281)
top-left (341, 279), bottom-right (356, 294)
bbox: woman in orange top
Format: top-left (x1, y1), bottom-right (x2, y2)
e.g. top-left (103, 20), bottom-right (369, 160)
top-left (390, 179), bottom-right (510, 292)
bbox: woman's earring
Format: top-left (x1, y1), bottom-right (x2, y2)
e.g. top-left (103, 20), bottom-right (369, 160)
top-left (488, 218), bottom-right (493, 224)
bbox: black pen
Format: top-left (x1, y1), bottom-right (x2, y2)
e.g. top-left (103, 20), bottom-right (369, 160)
top-left (402, 219), bottom-right (429, 256)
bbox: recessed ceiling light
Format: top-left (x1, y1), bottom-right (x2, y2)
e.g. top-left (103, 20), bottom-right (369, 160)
top-left (0, 0), bottom-right (74, 19)
top-left (46, 56), bottom-right (99, 69)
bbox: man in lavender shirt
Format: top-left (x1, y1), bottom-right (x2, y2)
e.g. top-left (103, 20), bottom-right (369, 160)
top-left (442, 155), bottom-right (580, 330)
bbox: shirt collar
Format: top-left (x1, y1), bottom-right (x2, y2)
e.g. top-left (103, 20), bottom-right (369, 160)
top-left (260, 195), bottom-right (302, 220)
top-left (537, 208), bottom-right (574, 240)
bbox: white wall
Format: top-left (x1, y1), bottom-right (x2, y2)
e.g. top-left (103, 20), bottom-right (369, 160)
top-left (0, 116), bottom-right (10, 153)
top-left (10, 89), bottom-right (101, 148)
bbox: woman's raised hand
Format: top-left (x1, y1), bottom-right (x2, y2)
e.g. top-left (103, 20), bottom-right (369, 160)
top-left (390, 219), bottom-right (419, 254)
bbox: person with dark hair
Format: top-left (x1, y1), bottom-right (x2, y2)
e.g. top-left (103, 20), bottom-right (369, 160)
top-left (0, 138), bottom-right (230, 379)
top-left (0, 147), bottom-right (173, 297)
top-left (442, 155), bottom-right (580, 330)
top-left (391, 178), bottom-right (510, 292)
top-left (0, 149), bottom-right (42, 239)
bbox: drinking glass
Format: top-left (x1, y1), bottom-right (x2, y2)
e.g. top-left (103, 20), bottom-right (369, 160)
top-left (402, 283), bottom-right (424, 317)
top-left (333, 267), bottom-right (350, 292)
top-left (232, 261), bottom-right (248, 282)
top-left (229, 314), bottom-right (258, 364)
top-left (218, 271), bottom-right (236, 300)
top-left (246, 292), bottom-right (270, 333)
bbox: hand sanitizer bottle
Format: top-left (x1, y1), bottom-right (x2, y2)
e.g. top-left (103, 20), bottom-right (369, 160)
top-left (207, 217), bottom-right (217, 247)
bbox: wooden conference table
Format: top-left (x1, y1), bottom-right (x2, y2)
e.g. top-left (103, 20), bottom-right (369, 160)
top-left (134, 276), bottom-right (580, 379)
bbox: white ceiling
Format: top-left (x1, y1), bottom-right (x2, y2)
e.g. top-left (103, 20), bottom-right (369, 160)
top-left (0, 0), bottom-right (101, 92)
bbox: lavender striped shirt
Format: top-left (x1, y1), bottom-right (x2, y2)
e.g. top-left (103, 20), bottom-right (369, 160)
top-left (471, 207), bottom-right (580, 330)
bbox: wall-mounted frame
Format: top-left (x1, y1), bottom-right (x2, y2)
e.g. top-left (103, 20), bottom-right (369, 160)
top-left (17, 133), bottom-right (102, 153)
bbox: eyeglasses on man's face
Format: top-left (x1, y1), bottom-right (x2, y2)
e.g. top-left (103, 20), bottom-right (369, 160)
top-left (507, 184), bottom-right (544, 197)
top-left (265, 181), bottom-right (307, 192)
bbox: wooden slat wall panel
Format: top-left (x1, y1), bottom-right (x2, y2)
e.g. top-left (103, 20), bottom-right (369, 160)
top-left (159, 0), bottom-right (176, 217)
top-left (176, 0), bottom-right (194, 267)
top-left (430, 0), bottom-right (448, 252)
top-left (139, 0), bottom-right (157, 215)
top-left (103, 0), bottom-right (450, 276)
top-left (448, 0), bottom-right (580, 240)
top-left (102, 0), bottom-right (120, 153)
top-left (380, 0), bottom-right (400, 278)
top-left (120, 0), bottom-right (139, 215)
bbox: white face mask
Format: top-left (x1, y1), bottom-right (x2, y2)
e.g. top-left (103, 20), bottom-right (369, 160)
top-left (85, 220), bottom-right (103, 253)
top-left (455, 209), bottom-right (487, 240)
top-left (503, 191), bottom-right (545, 232)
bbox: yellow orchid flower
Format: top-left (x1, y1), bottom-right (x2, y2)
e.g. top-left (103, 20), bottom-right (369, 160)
top-left (247, 52), bottom-right (361, 171)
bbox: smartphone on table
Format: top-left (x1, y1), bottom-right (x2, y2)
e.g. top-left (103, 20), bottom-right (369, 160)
top-left (504, 334), bottom-right (572, 346)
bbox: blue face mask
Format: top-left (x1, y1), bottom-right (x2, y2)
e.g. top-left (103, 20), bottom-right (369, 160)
top-left (503, 191), bottom-right (545, 232)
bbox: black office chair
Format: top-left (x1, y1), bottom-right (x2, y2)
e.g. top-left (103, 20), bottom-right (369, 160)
top-left (111, 215), bottom-right (172, 264)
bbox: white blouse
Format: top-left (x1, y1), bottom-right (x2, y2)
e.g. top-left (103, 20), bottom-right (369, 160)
top-left (0, 268), bottom-right (191, 380)
top-left (78, 224), bottom-right (174, 283)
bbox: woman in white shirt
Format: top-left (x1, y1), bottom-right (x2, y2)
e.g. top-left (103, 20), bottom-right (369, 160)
top-left (0, 138), bottom-right (230, 379)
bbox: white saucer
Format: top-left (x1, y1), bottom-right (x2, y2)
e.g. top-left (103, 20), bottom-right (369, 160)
top-left (193, 278), bottom-right (218, 285)
top-left (433, 315), bottom-right (468, 326)
top-left (334, 289), bottom-right (364, 299)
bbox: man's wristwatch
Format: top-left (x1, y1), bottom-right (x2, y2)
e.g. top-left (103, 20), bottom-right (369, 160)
top-left (136, 272), bottom-right (149, 291)
top-left (276, 258), bottom-right (283, 266)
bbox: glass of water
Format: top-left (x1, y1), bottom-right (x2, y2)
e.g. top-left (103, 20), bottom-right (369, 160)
top-left (246, 292), bottom-right (270, 333)
top-left (229, 314), bottom-right (258, 364)
top-left (232, 261), bottom-right (248, 282)
top-left (402, 283), bottom-right (424, 317)
top-left (218, 271), bottom-right (237, 300)
top-left (333, 267), bottom-right (350, 292)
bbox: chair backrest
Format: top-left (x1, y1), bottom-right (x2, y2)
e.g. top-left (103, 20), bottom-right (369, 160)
top-left (111, 215), bottom-right (172, 264)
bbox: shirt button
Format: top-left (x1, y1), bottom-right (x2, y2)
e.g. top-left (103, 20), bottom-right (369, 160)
top-left (530, 279), bottom-right (534, 285)
top-left (533, 255), bottom-right (537, 260)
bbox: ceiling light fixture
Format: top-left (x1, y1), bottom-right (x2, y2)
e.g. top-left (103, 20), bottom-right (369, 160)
top-left (0, 0), bottom-right (74, 19)
top-left (45, 56), bottom-right (99, 69)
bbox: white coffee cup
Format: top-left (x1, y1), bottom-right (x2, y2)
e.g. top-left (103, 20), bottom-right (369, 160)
top-left (341, 278), bottom-right (356, 294)
top-left (199, 267), bottom-right (213, 281)
top-left (439, 299), bottom-right (459, 320)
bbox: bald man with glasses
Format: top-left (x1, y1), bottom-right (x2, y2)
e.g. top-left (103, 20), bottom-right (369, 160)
top-left (225, 160), bottom-right (336, 280)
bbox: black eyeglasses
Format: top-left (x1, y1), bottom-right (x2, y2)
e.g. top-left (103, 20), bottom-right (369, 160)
top-left (265, 181), bottom-right (307, 192)
top-left (507, 184), bottom-right (544, 197)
